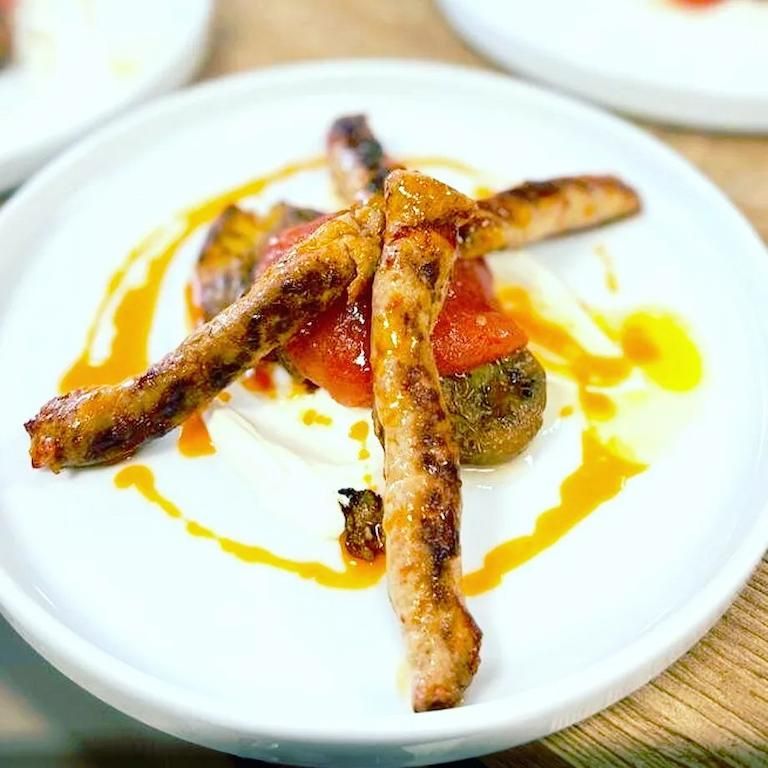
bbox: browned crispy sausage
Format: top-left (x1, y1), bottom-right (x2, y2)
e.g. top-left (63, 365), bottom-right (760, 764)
top-left (26, 202), bottom-right (384, 471)
top-left (460, 176), bottom-right (641, 258)
top-left (372, 169), bottom-right (481, 712)
top-left (326, 114), bottom-right (641, 253)
top-left (195, 202), bottom-right (323, 323)
top-left (327, 114), bottom-right (401, 203)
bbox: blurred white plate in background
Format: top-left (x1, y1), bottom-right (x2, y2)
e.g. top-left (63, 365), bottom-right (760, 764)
top-left (438, 0), bottom-right (768, 132)
top-left (0, 0), bottom-right (211, 190)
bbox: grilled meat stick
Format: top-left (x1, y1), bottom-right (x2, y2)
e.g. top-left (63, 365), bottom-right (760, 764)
top-left (26, 203), bottom-right (384, 471)
top-left (462, 176), bottom-right (640, 258)
top-left (327, 114), bottom-right (401, 203)
top-left (372, 170), bottom-right (482, 711)
top-left (327, 114), bottom-right (641, 251)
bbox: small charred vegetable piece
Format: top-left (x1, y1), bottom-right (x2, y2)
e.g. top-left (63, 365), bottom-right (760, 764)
top-left (441, 348), bottom-right (546, 466)
top-left (338, 488), bottom-right (384, 562)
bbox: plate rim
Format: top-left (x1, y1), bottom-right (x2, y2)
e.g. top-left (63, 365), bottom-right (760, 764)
top-left (0, 0), bottom-right (213, 190)
top-left (436, 0), bottom-right (768, 133)
top-left (1, 58), bottom-right (767, 749)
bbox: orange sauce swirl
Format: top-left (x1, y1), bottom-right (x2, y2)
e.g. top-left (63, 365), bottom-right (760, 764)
top-left (114, 464), bottom-right (384, 590)
top-left (497, 286), bottom-right (702, 422)
top-left (462, 430), bottom-right (647, 596)
top-left (59, 156), bottom-right (325, 394)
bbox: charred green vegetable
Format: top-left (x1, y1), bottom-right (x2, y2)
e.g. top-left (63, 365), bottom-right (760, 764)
top-left (441, 349), bottom-right (546, 466)
top-left (371, 348), bottom-right (546, 466)
top-left (338, 488), bottom-right (384, 562)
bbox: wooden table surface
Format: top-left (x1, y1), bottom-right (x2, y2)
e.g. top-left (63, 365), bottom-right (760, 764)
top-left (202, 2), bottom-right (768, 767)
top-left (0, 2), bottom-right (765, 767)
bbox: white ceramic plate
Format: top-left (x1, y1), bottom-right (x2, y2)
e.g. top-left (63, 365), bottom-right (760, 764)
top-left (0, 0), bottom-right (211, 190)
top-left (0, 60), bottom-right (767, 767)
top-left (438, 0), bottom-right (768, 132)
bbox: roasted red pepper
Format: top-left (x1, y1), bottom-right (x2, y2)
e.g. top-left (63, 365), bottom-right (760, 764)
top-left (259, 215), bottom-right (527, 407)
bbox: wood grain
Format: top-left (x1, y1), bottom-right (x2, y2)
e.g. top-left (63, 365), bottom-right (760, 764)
top-left (199, 2), bottom-right (768, 766)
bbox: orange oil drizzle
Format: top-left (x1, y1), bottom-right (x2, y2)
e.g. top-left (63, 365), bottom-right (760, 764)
top-left (302, 409), bottom-right (333, 427)
top-left (462, 429), bottom-right (647, 596)
top-left (349, 420), bottom-right (370, 460)
top-left (59, 156), bottom-right (325, 394)
top-left (497, 286), bottom-right (702, 421)
top-left (114, 464), bottom-right (384, 590)
top-left (177, 412), bottom-right (216, 458)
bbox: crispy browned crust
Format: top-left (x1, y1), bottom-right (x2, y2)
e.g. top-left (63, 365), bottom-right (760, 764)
top-left (327, 115), bottom-right (400, 204)
top-left (195, 202), bottom-right (323, 322)
top-left (26, 203), bottom-right (385, 471)
top-left (460, 176), bottom-right (641, 258)
top-left (372, 170), bottom-right (482, 712)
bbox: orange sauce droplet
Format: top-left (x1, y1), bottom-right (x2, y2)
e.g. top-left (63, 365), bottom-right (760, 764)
top-left (620, 311), bottom-right (702, 392)
top-left (242, 363), bottom-right (276, 397)
top-left (349, 420), bottom-right (370, 460)
top-left (559, 404), bottom-right (575, 418)
top-left (218, 391), bottom-right (232, 403)
top-left (462, 430), bottom-right (647, 596)
top-left (302, 409), bottom-right (333, 427)
top-left (59, 156), bottom-right (325, 393)
top-left (114, 464), bottom-right (384, 590)
top-left (177, 412), bottom-right (216, 458)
